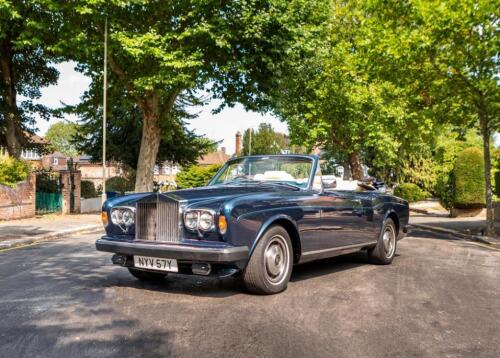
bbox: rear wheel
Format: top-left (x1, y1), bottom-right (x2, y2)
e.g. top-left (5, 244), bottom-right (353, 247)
top-left (128, 268), bottom-right (166, 282)
top-left (243, 225), bottom-right (293, 294)
top-left (367, 218), bottom-right (397, 264)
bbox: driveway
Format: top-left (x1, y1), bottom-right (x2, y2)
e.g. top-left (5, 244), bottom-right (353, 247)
top-left (0, 231), bottom-right (499, 357)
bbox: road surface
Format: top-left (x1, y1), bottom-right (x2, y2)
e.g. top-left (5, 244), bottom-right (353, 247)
top-left (0, 230), bottom-right (499, 357)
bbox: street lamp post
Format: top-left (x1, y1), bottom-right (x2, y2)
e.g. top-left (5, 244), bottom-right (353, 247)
top-left (101, 18), bottom-right (108, 205)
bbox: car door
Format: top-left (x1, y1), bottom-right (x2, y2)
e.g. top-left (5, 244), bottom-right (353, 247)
top-left (320, 190), bottom-right (375, 247)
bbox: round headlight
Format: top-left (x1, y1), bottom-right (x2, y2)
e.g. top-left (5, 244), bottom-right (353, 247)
top-left (110, 209), bottom-right (123, 225)
top-left (122, 209), bottom-right (135, 226)
top-left (184, 211), bottom-right (199, 230)
top-left (199, 212), bottom-right (214, 231)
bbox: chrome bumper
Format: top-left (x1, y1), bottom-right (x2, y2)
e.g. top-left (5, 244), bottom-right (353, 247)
top-left (96, 237), bottom-right (249, 263)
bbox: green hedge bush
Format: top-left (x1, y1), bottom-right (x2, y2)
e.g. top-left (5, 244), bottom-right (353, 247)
top-left (105, 176), bottom-right (134, 194)
top-left (453, 147), bottom-right (485, 208)
top-left (394, 183), bottom-right (428, 202)
top-left (81, 180), bottom-right (97, 198)
top-left (176, 165), bottom-right (221, 189)
top-left (494, 171), bottom-right (500, 197)
top-left (0, 157), bottom-right (31, 187)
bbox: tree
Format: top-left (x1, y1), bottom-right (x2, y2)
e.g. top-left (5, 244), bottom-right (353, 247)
top-left (45, 121), bottom-right (79, 157)
top-left (416, 0), bottom-right (499, 235)
top-left (241, 123), bottom-right (287, 156)
top-left (70, 79), bottom-right (216, 170)
top-left (61, 0), bottom-right (326, 192)
top-left (0, 0), bottom-right (61, 158)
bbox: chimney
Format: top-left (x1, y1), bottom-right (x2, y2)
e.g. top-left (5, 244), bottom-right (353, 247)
top-left (235, 131), bottom-right (242, 156)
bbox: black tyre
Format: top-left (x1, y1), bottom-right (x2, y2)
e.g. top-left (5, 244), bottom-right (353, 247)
top-left (367, 218), bottom-right (397, 265)
top-left (243, 225), bottom-right (293, 294)
top-left (128, 268), bottom-right (166, 282)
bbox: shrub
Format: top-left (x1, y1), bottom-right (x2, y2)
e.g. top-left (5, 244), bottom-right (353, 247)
top-left (394, 183), bottom-right (428, 202)
top-left (0, 157), bottom-right (31, 187)
top-left (105, 176), bottom-right (134, 194)
top-left (494, 171), bottom-right (500, 197)
top-left (35, 170), bottom-right (60, 193)
top-left (453, 147), bottom-right (485, 208)
top-left (176, 164), bottom-right (222, 189)
top-left (81, 180), bottom-right (97, 198)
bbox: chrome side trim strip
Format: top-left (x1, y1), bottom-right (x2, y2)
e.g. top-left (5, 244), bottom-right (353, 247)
top-left (302, 242), bottom-right (371, 256)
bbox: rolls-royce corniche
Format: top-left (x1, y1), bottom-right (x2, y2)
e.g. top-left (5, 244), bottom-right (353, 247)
top-left (96, 155), bottom-right (409, 294)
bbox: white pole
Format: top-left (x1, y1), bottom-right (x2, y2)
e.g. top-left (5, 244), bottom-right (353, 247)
top-left (101, 18), bottom-right (108, 205)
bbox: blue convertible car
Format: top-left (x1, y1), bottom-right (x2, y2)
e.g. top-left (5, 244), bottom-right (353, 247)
top-left (96, 155), bottom-right (409, 294)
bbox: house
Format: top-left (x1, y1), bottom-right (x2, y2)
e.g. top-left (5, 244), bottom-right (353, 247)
top-left (198, 148), bottom-right (230, 167)
top-left (75, 155), bottom-right (121, 188)
top-left (41, 152), bottom-right (68, 171)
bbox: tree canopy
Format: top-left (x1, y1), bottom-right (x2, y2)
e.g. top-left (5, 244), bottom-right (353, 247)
top-left (0, 0), bottom-right (62, 157)
top-left (241, 123), bottom-right (287, 156)
top-left (60, 0), bottom-right (326, 191)
top-left (45, 121), bottom-right (79, 157)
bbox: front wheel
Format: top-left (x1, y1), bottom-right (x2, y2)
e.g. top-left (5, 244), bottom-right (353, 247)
top-left (243, 225), bottom-right (293, 294)
top-left (367, 218), bottom-right (397, 264)
top-left (128, 268), bottom-right (166, 282)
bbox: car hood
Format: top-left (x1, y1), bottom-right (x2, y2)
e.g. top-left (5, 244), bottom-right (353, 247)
top-left (163, 184), bottom-right (297, 204)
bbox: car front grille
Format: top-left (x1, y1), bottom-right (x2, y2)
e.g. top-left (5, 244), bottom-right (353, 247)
top-left (135, 196), bottom-right (180, 242)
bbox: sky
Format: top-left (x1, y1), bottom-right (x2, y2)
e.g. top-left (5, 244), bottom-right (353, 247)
top-left (35, 62), bottom-right (288, 155)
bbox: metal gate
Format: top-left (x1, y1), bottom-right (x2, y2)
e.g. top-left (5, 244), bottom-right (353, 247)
top-left (35, 192), bottom-right (62, 214)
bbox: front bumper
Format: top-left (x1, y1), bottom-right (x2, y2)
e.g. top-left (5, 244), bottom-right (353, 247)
top-left (96, 237), bottom-right (249, 263)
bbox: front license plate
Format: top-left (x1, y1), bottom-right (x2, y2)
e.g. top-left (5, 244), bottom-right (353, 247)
top-left (134, 256), bottom-right (178, 272)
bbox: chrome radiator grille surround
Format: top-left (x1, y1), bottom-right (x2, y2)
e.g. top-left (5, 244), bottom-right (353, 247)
top-left (135, 196), bottom-right (181, 242)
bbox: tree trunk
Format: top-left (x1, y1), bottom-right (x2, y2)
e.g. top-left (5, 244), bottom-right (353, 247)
top-left (348, 151), bottom-right (364, 180)
top-left (0, 40), bottom-right (22, 158)
top-left (480, 115), bottom-right (495, 237)
top-left (135, 94), bottom-right (162, 192)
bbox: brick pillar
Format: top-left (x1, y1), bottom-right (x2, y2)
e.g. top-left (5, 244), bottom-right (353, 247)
top-left (60, 171), bottom-right (71, 215)
top-left (72, 170), bottom-right (81, 214)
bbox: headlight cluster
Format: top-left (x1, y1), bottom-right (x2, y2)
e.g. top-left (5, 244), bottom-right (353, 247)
top-left (110, 206), bottom-right (135, 227)
top-left (184, 209), bottom-right (215, 232)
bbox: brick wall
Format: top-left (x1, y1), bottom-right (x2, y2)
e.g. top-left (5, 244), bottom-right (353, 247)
top-left (0, 173), bottom-right (36, 220)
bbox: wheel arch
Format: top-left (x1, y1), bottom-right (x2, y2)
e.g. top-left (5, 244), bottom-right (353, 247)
top-left (385, 211), bottom-right (400, 234)
top-left (250, 214), bottom-right (301, 264)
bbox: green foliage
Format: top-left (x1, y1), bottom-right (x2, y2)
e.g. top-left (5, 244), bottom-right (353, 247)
top-left (176, 165), bottom-right (221, 189)
top-left (0, 157), bottom-right (31, 187)
top-left (45, 122), bottom-right (79, 157)
top-left (495, 171), bottom-right (500, 197)
top-left (35, 170), bottom-right (60, 193)
top-left (105, 176), bottom-right (134, 194)
top-left (60, 0), bottom-right (325, 190)
top-left (453, 148), bottom-right (485, 209)
top-left (394, 183), bottom-right (429, 202)
top-left (81, 180), bottom-right (97, 198)
top-left (242, 123), bottom-right (287, 156)
top-left (0, 0), bottom-right (62, 157)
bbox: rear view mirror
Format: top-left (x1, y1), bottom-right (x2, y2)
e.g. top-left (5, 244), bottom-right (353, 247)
top-left (322, 178), bottom-right (337, 189)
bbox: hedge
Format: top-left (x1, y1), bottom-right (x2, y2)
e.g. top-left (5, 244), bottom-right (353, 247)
top-left (105, 176), bottom-right (134, 194)
top-left (176, 164), bottom-right (221, 189)
top-left (394, 183), bottom-right (428, 202)
top-left (495, 171), bottom-right (500, 197)
top-left (453, 147), bottom-right (485, 208)
top-left (81, 180), bottom-right (97, 198)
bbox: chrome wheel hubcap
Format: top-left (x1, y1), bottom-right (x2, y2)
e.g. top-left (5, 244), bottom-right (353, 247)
top-left (264, 235), bottom-right (289, 284)
top-left (382, 226), bottom-right (396, 258)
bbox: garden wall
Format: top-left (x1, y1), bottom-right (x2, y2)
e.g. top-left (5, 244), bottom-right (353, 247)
top-left (0, 173), bottom-right (36, 220)
top-left (81, 197), bottom-right (101, 213)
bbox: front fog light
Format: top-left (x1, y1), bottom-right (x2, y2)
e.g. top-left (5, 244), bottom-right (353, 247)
top-left (199, 212), bottom-right (214, 231)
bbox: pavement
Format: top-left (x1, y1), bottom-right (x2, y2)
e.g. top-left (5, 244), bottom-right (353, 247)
top-left (0, 230), bottom-right (499, 357)
top-left (0, 214), bottom-right (103, 249)
top-left (409, 212), bottom-right (500, 248)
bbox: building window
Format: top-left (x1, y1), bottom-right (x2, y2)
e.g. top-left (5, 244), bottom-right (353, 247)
top-left (53, 157), bottom-right (59, 166)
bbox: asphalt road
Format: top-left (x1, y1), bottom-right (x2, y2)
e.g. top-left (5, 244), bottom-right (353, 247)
top-left (0, 231), bottom-right (499, 358)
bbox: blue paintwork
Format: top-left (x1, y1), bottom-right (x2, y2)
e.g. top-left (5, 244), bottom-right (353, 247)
top-left (102, 155), bottom-right (409, 266)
